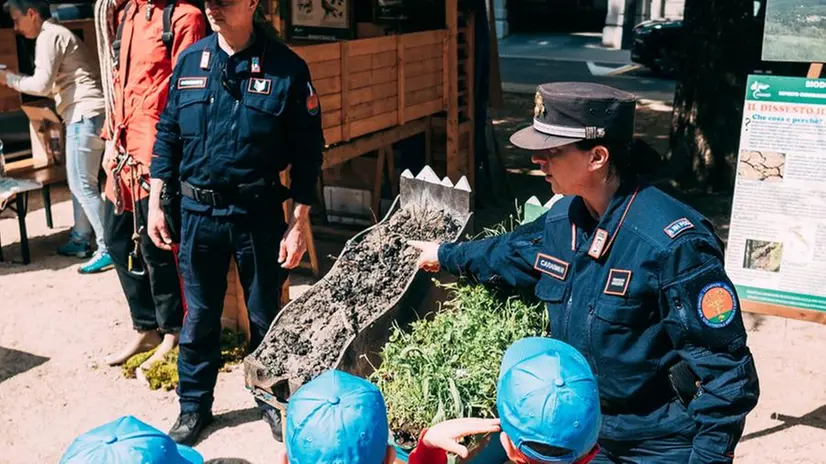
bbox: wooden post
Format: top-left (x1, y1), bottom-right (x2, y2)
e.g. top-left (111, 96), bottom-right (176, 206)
top-left (341, 41), bottom-right (351, 141)
top-left (465, 13), bottom-right (476, 192)
top-left (486, 0), bottom-right (504, 109)
top-left (372, 147), bottom-right (387, 218)
top-left (445, 0), bottom-right (461, 181)
top-left (397, 35), bottom-right (406, 124)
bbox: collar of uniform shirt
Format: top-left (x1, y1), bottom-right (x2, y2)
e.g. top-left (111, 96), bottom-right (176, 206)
top-left (215, 30), bottom-right (265, 75)
top-left (570, 180), bottom-right (639, 246)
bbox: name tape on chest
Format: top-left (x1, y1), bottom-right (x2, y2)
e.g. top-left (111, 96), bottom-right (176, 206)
top-left (664, 218), bottom-right (694, 239)
top-left (697, 282), bottom-right (738, 328)
top-left (603, 269), bottom-right (632, 296)
top-left (534, 253), bottom-right (569, 280)
top-left (248, 78), bottom-right (272, 95)
top-left (177, 77), bottom-right (207, 90)
top-left (588, 228), bottom-right (609, 259)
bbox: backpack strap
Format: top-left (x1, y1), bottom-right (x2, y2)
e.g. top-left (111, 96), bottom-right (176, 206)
top-left (162, 0), bottom-right (179, 58)
top-left (112, 1), bottom-right (133, 69)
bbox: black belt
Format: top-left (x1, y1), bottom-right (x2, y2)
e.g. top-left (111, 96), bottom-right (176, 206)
top-left (181, 181), bottom-right (232, 208)
top-left (180, 180), bottom-right (289, 208)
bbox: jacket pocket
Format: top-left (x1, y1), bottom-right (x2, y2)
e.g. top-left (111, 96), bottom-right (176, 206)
top-left (535, 275), bottom-right (568, 337)
top-left (177, 91), bottom-right (210, 137)
top-left (243, 93), bottom-right (287, 141)
top-left (590, 299), bottom-right (662, 398)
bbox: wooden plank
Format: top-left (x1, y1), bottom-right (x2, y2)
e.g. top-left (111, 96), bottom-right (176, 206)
top-left (404, 100), bottom-right (443, 123)
top-left (446, 0), bottom-right (461, 181)
top-left (742, 300), bottom-right (826, 325)
top-left (348, 36), bottom-right (397, 57)
top-left (309, 60), bottom-right (342, 80)
top-left (321, 94), bottom-right (342, 112)
top-left (293, 43), bottom-right (341, 63)
top-left (406, 87), bottom-right (442, 107)
top-left (349, 111), bottom-right (398, 139)
top-left (314, 76), bottom-right (342, 96)
top-left (350, 97), bottom-right (397, 120)
top-left (349, 51), bottom-right (397, 73)
top-left (406, 71), bottom-right (442, 92)
top-left (349, 82), bottom-right (398, 106)
top-left (0, 29), bottom-right (21, 113)
top-left (442, 34), bottom-right (449, 112)
top-left (322, 117), bottom-right (431, 169)
top-left (405, 57), bottom-right (442, 76)
top-left (402, 30), bottom-right (445, 48)
top-left (323, 111), bottom-right (342, 129)
top-left (372, 147), bottom-right (387, 216)
top-left (349, 66), bottom-right (397, 90)
top-left (465, 11), bottom-right (476, 191)
top-left (405, 43), bottom-right (442, 62)
top-left (397, 35), bottom-right (406, 125)
top-left (324, 126), bottom-right (343, 145)
top-left (341, 41), bottom-right (351, 141)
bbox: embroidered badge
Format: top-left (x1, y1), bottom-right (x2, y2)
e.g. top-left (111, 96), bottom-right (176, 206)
top-left (534, 253), bottom-right (569, 280)
top-left (248, 78), bottom-right (272, 95)
top-left (697, 282), bottom-right (738, 328)
top-left (588, 229), bottom-right (608, 259)
top-left (251, 56), bottom-right (261, 74)
top-left (533, 91), bottom-right (545, 118)
top-left (306, 82), bottom-right (320, 116)
top-left (603, 269), bottom-right (632, 296)
top-left (177, 77), bottom-right (207, 89)
top-left (200, 50), bottom-right (211, 70)
top-left (664, 218), bottom-right (694, 239)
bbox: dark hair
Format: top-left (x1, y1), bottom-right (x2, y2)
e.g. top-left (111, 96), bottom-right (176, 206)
top-left (3, 0), bottom-right (51, 19)
top-left (575, 137), bottom-right (662, 181)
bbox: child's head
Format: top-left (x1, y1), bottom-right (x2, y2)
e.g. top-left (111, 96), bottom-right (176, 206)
top-left (277, 370), bottom-right (396, 464)
top-left (496, 337), bottom-right (601, 464)
top-left (59, 416), bottom-right (203, 464)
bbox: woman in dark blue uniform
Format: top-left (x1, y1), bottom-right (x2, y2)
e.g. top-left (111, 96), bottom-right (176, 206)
top-left (147, 0), bottom-right (324, 445)
top-left (411, 82), bottom-right (759, 463)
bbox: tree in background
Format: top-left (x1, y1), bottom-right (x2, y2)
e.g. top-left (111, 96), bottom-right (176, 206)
top-left (667, 0), bottom-right (761, 192)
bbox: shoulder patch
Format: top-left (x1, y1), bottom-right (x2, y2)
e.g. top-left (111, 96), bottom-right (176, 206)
top-left (534, 253), bottom-right (569, 280)
top-left (697, 282), bottom-right (738, 328)
top-left (306, 82), bottom-right (320, 115)
top-left (664, 218), bottom-right (694, 239)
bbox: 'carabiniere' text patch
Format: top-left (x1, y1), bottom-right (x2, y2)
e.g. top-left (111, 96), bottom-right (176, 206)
top-left (534, 253), bottom-right (569, 280)
top-left (177, 77), bottom-right (207, 90)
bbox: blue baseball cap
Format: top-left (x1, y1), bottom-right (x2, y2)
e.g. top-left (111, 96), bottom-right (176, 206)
top-left (59, 416), bottom-right (203, 464)
top-left (496, 337), bottom-right (601, 463)
top-left (286, 369), bottom-right (389, 464)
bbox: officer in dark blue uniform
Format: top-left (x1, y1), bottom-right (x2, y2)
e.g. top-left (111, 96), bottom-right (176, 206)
top-left (147, 0), bottom-right (323, 446)
top-left (411, 82), bottom-right (760, 463)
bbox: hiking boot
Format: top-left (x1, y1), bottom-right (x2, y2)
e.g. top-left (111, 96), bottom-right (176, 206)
top-left (168, 412), bottom-right (213, 446)
top-left (261, 407), bottom-right (284, 442)
top-left (78, 251), bottom-right (114, 274)
top-left (58, 239), bottom-right (92, 259)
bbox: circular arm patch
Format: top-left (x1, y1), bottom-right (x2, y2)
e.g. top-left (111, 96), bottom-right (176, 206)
top-left (697, 282), bottom-right (738, 328)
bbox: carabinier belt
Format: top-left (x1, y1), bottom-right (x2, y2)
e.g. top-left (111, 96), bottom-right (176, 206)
top-left (181, 180), bottom-right (289, 209)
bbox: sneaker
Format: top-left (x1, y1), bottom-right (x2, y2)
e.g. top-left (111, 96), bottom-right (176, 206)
top-left (58, 239), bottom-right (92, 258)
top-left (78, 251), bottom-right (114, 274)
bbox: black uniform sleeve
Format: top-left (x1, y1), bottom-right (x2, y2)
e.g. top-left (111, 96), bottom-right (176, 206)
top-left (151, 60), bottom-right (185, 181)
top-left (659, 236), bottom-right (760, 464)
top-left (284, 60), bottom-right (324, 205)
top-left (437, 215), bottom-right (545, 288)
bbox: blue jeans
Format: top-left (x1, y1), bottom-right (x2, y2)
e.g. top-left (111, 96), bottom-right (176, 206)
top-left (65, 115), bottom-right (106, 252)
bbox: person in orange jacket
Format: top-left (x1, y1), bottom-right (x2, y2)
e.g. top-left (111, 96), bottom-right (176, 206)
top-left (276, 337), bottom-right (601, 464)
top-left (94, 0), bottom-right (206, 368)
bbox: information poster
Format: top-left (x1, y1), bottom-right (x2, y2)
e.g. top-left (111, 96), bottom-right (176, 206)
top-left (289, 0), bottom-right (352, 41)
top-left (725, 75), bottom-right (826, 313)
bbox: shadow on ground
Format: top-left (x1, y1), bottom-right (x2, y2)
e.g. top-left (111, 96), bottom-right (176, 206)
top-left (0, 346), bottom-right (50, 384)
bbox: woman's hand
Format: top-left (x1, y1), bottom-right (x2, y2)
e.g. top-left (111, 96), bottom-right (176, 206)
top-left (408, 240), bottom-right (441, 272)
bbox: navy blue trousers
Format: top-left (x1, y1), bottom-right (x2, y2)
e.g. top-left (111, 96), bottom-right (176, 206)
top-left (176, 210), bottom-right (287, 414)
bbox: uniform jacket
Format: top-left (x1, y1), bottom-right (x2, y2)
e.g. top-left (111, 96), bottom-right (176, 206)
top-left (151, 31), bottom-right (324, 216)
top-left (437, 183), bottom-right (760, 464)
top-left (103, 0), bottom-right (206, 208)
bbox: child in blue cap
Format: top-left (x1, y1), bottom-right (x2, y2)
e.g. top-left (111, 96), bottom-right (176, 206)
top-left (277, 336), bottom-right (600, 464)
top-left (410, 336), bottom-right (602, 464)
top-left (59, 415), bottom-right (203, 464)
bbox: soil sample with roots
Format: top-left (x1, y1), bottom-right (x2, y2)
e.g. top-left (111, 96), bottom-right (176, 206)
top-left (253, 205), bottom-right (462, 385)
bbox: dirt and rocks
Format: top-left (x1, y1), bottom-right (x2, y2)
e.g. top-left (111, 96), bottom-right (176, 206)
top-left (252, 206), bottom-right (462, 385)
